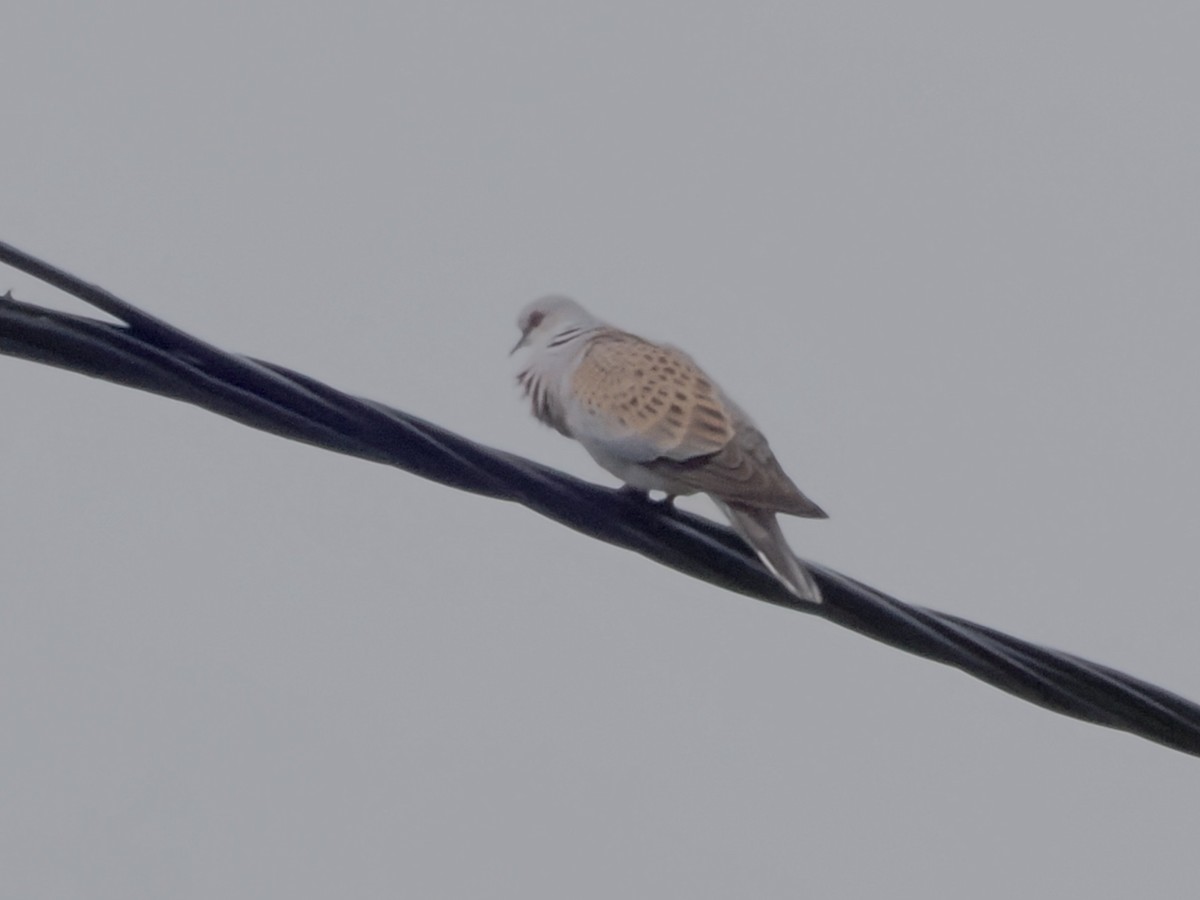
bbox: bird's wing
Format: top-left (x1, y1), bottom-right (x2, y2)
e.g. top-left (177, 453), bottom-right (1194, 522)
top-left (567, 333), bottom-right (735, 463)
top-left (568, 332), bottom-right (826, 517)
top-left (645, 407), bottom-right (828, 517)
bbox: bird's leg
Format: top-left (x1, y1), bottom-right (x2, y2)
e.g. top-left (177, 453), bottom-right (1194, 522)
top-left (617, 484), bottom-right (653, 503)
top-left (617, 485), bottom-right (676, 510)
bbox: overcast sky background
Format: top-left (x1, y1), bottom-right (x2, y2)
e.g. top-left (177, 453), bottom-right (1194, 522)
top-left (2, 4), bottom-right (1198, 897)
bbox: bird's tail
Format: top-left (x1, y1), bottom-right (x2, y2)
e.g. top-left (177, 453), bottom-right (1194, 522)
top-left (715, 501), bottom-right (822, 604)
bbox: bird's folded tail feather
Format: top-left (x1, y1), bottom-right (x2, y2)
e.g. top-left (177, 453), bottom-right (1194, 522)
top-left (715, 500), bottom-right (822, 604)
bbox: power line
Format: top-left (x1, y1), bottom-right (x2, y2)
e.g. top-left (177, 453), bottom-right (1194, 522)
top-left (2, 239), bottom-right (1198, 758)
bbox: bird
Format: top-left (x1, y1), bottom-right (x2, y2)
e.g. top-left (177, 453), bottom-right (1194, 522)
top-left (511, 295), bottom-right (827, 603)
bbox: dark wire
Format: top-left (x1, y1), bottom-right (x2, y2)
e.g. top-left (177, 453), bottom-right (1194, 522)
top-left (2, 239), bottom-right (1197, 758)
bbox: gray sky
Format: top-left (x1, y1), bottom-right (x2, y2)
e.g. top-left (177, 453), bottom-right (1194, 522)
top-left (3, 3), bottom-right (1198, 897)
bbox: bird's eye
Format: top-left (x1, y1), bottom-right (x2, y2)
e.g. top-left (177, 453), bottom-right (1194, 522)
top-left (528, 311), bottom-right (545, 329)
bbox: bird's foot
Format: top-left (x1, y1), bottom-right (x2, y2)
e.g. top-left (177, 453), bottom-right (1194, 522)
top-left (617, 485), bottom-right (676, 509)
top-left (617, 484), bottom-right (653, 503)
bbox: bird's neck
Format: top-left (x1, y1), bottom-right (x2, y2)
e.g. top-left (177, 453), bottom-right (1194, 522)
top-left (518, 325), bottom-right (618, 434)
top-left (517, 343), bottom-right (578, 436)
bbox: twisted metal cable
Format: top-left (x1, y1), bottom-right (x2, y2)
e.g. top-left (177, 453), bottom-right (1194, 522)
top-left (2, 239), bottom-right (1197, 758)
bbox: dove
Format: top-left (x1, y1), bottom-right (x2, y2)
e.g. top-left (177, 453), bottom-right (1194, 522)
top-left (511, 295), bottom-right (827, 603)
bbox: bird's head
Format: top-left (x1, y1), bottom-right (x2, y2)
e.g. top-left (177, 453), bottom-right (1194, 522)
top-left (511, 295), bottom-right (603, 356)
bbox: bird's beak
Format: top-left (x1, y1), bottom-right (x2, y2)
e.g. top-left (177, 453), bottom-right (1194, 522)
top-left (509, 329), bottom-right (531, 356)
